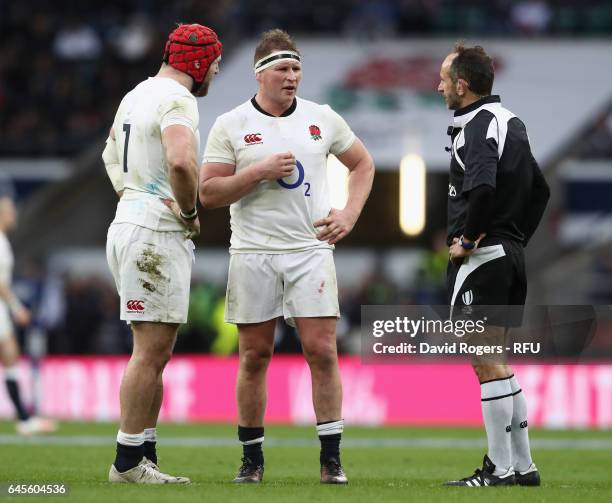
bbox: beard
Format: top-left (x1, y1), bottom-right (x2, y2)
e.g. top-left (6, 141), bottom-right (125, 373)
top-left (446, 92), bottom-right (462, 110)
top-left (192, 80), bottom-right (210, 97)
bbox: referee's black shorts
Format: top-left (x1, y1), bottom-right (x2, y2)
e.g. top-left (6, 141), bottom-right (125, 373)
top-left (447, 238), bottom-right (526, 327)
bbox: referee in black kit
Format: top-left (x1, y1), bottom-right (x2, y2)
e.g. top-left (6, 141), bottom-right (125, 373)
top-left (437, 43), bottom-right (550, 487)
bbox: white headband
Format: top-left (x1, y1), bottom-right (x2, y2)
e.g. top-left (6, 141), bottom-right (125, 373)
top-left (254, 50), bottom-right (301, 74)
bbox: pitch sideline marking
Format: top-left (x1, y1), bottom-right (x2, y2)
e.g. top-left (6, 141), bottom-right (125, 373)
top-left (1, 435), bottom-right (611, 450)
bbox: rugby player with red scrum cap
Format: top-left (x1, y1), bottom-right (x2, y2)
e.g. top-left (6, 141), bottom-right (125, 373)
top-left (103, 24), bottom-right (222, 484)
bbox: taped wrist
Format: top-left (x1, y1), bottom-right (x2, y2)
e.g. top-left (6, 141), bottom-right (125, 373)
top-left (180, 207), bottom-right (198, 220)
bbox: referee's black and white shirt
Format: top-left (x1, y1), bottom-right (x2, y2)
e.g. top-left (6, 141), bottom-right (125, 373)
top-left (446, 95), bottom-right (547, 246)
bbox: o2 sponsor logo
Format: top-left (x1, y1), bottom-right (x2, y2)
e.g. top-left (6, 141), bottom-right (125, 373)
top-left (277, 160), bottom-right (311, 197)
top-left (126, 300), bottom-right (145, 312)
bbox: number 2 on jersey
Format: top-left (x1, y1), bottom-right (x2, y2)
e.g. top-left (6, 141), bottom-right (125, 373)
top-left (277, 160), bottom-right (310, 196)
top-left (122, 123), bottom-right (131, 172)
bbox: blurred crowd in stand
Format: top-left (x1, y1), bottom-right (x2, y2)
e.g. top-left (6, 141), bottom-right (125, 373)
top-left (2, 0), bottom-right (612, 356)
top-left (2, 1), bottom-right (612, 156)
top-left (575, 109), bottom-right (612, 159)
top-left (0, 1), bottom-right (228, 156)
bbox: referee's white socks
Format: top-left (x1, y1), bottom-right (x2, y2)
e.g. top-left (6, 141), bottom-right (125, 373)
top-left (480, 378), bottom-right (513, 475)
top-left (316, 419), bottom-right (344, 436)
top-left (509, 375), bottom-right (533, 472)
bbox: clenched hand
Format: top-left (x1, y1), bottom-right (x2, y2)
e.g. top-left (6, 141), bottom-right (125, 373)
top-left (314, 208), bottom-right (359, 245)
top-left (255, 152), bottom-right (296, 181)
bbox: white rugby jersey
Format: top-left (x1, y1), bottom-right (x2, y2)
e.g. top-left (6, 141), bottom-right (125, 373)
top-left (0, 232), bottom-right (13, 305)
top-left (110, 77), bottom-right (200, 232)
top-left (203, 97), bottom-right (355, 253)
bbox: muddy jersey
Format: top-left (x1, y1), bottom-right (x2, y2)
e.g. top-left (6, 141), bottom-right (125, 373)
top-left (110, 77), bottom-right (200, 231)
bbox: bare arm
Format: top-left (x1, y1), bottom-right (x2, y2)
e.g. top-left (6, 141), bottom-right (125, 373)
top-left (0, 281), bottom-right (30, 327)
top-left (162, 124), bottom-right (199, 213)
top-left (199, 153), bottom-right (296, 209)
top-left (199, 162), bottom-right (257, 209)
top-left (102, 127), bottom-right (123, 198)
top-left (315, 137), bottom-right (375, 244)
top-left (338, 137), bottom-right (375, 219)
top-left (0, 281), bottom-right (15, 304)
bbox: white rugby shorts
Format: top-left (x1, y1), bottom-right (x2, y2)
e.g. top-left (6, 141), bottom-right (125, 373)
top-left (225, 249), bottom-right (339, 326)
top-left (0, 303), bottom-right (12, 341)
top-left (106, 223), bottom-right (194, 324)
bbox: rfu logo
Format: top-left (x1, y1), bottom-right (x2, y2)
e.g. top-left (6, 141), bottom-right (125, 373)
top-left (244, 133), bottom-right (263, 145)
top-left (448, 184), bottom-right (457, 197)
top-left (462, 290), bottom-right (473, 305)
top-left (126, 300), bottom-right (144, 312)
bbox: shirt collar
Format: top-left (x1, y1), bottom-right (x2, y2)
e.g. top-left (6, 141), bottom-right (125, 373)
top-left (453, 95), bottom-right (501, 129)
top-left (251, 96), bottom-right (297, 117)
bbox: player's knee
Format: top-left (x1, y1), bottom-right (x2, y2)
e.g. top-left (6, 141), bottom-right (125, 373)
top-left (154, 349), bottom-right (173, 371)
top-left (302, 339), bottom-right (337, 369)
top-left (0, 345), bottom-right (18, 366)
top-left (240, 346), bottom-right (272, 375)
top-left (132, 346), bottom-right (172, 373)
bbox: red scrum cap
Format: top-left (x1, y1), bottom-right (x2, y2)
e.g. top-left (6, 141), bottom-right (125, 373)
top-left (163, 24), bottom-right (222, 83)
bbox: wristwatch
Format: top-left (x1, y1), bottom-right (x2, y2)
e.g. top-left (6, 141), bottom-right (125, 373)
top-left (460, 235), bottom-right (476, 250)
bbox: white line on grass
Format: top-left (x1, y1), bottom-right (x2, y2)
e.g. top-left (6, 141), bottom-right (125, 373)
top-left (1, 435), bottom-right (611, 450)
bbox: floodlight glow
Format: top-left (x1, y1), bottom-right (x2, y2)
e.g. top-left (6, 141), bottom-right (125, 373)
top-left (327, 154), bottom-right (349, 209)
top-left (399, 154), bottom-right (426, 236)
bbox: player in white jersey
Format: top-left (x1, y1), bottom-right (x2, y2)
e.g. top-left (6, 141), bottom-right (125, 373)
top-left (201, 29), bottom-right (374, 484)
top-left (103, 24), bottom-right (222, 484)
top-left (0, 197), bottom-right (56, 435)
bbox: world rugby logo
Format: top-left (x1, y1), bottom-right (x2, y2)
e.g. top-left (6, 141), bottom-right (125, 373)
top-left (461, 290), bottom-right (473, 306)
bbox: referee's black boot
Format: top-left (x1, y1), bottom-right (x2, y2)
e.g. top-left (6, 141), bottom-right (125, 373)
top-left (233, 457), bottom-right (264, 483)
top-left (320, 458), bottom-right (348, 484)
top-left (445, 455), bottom-right (515, 487)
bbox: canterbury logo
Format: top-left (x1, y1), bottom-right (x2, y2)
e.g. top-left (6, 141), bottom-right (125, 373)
top-left (244, 133), bottom-right (262, 144)
top-left (461, 290), bottom-right (474, 305)
top-left (126, 300), bottom-right (144, 311)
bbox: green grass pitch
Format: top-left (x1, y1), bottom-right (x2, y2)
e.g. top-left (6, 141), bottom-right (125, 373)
top-left (1, 421), bottom-right (611, 502)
